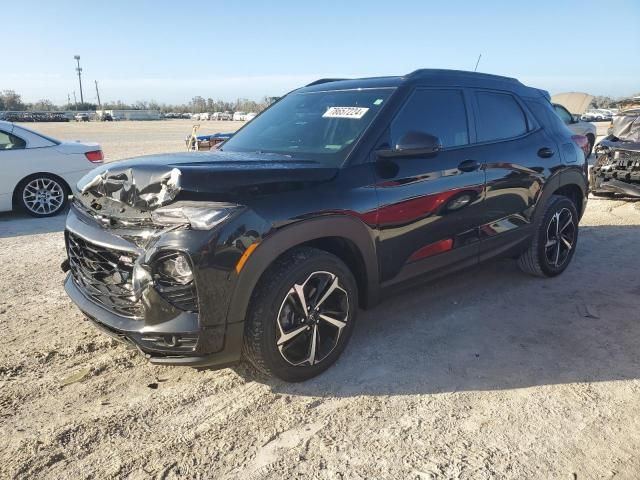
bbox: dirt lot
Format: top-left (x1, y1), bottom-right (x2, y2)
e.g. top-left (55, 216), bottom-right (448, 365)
top-left (17, 119), bottom-right (243, 163)
top-left (1, 121), bottom-right (640, 479)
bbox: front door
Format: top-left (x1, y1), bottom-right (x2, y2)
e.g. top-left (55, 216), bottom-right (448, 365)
top-left (373, 88), bottom-right (485, 284)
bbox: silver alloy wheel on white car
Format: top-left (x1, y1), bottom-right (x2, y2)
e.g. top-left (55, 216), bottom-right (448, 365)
top-left (276, 271), bottom-right (349, 366)
top-left (22, 177), bottom-right (65, 216)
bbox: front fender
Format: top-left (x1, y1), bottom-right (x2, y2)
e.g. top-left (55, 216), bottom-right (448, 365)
top-left (225, 215), bottom-right (380, 329)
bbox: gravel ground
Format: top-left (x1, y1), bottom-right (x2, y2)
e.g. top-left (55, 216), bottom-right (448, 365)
top-left (1, 121), bottom-right (639, 479)
top-left (15, 119), bottom-right (242, 163)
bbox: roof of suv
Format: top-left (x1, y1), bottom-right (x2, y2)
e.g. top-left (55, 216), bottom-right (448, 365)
top-left (299, 69), bottom-right (549, 100)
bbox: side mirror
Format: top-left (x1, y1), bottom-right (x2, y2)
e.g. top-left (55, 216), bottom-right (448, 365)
top-left (377, 131), bottom-right (442, 158)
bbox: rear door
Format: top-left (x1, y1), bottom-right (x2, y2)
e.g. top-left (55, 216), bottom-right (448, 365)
top-left (468, 89), bottom-right (558, 257)
top-left (373, 88), bottom-right (486, 284)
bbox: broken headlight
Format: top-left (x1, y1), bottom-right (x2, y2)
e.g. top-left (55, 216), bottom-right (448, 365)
top-left (157, 253), bottom-right (193, 285)
top-left (150, 202), bottom-right (240, 230)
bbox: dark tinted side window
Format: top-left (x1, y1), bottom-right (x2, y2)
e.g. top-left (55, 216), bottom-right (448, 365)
top-left (475, 92), bottom-right (528, 142)
top-left (553, 104), bottom-right (572, 124)
top-left (526, 99), bottom-right (573, 136)
top-left (391, 89), bottom-right (469, 148)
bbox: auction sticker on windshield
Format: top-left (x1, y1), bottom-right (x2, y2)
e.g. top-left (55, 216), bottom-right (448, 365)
top-left (323, 107), bottom-right (370, 119)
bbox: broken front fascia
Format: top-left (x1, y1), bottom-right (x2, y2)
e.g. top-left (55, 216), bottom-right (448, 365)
top-left (80, 167), bottom-right (182, 211)
top-left (592, 140), bottom-right (640, 197)
top-left (76, 166), bottom-right (241, 246)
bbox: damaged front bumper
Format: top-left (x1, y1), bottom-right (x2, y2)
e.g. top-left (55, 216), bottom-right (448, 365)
top-left (63, 205), bottom-right (245, 368)
top-left (591, 141), bottom-right (640, 197)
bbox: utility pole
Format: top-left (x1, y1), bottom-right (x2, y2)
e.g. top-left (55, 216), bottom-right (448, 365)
top-left (94, 80), bottom-right (102, 110)
top-left (74, 55), bottom-right (84, 104)
top-left (73, 91), bottom-right (78, 111)
top-left (67, 93), bottom-right (71, 110)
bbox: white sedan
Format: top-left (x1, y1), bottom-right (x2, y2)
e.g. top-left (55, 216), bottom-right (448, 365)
top-left (0, 120), bottom-right (103, 217)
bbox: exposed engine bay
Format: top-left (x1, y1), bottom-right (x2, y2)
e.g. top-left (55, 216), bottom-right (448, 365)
top-left (591, 108), bottom-right (640, 198)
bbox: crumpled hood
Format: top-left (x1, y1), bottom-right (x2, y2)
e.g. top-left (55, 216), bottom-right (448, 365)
top-left (77, 150), bottom-right (339, 211)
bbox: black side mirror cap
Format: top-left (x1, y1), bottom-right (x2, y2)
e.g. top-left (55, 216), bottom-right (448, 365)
top-left (377, 131), bottom-right (442, 158)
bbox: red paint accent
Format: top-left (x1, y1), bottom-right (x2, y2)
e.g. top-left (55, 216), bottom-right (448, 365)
top-left (376, 186), bottom-right (483, 227)
top-left (408, 238), bottom-right (454, 262)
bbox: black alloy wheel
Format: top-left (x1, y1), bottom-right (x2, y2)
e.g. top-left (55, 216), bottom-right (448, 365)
top-left (243, 247), bottom-right (358, 382)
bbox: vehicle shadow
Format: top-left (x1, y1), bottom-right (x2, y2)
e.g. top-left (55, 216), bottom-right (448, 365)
top-left (260, 224), bottom-right (640, 397)
top-left (0, 208), bottom-right (67, 239)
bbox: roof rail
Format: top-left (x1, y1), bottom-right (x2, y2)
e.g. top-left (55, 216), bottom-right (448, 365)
top-left (405, 69), bottom-right (519, 84)
top-left (305, 78), bottom-right (348, 87)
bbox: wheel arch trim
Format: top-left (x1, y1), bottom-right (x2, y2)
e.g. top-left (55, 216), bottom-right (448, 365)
top-left (532, 169), bottom-right (587, 224)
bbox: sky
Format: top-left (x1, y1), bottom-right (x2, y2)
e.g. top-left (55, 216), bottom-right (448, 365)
top-left (3, 0), bottom-right (639, 106)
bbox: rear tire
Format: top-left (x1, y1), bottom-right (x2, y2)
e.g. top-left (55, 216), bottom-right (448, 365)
top-left (16, 174), bottom-right (69, 217)
top-left (518, 195), bottom-right (579, 277)
top-left (243, 247), bottom-right (358, 382)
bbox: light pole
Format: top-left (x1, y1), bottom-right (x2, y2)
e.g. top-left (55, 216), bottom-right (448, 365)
top-left (74, 55), bottom-right (84, 104)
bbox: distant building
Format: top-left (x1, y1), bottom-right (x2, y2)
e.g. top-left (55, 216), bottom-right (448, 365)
top-left (97, 109), bottom-right (162, 121)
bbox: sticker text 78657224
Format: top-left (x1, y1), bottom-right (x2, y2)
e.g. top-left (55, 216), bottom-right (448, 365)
top-left (322, 107), bottom-right (370, 119)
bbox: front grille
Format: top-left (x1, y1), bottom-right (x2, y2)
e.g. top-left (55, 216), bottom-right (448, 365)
top-left (66, 232), bottom-right (143, 318)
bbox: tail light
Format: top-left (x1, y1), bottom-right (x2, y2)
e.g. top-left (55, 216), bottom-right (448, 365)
top-left (571, 135), bottom-right (589, 158)
top-left (85, 150), bottom-right (104, 163)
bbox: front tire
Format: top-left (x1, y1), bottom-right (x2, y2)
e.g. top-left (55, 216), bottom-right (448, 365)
top-left (243, 247), bottom-right (358, 382)
top-left (518, 195), bottom-right (579, 277)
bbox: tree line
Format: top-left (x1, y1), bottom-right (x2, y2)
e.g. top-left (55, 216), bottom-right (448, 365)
top-left (590, 94), bottom-right (639, 109)
top-left (0, 90), bottom-right (276, 113)
top-left (3, 88), bottom-right (635, 113)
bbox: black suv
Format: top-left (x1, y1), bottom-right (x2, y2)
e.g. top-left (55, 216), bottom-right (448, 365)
top-left (63, 70), bottom-right (588, 381)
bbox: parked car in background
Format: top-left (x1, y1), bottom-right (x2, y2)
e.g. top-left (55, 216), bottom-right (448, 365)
top-left (74, 113), bottom-right (90, 122)
top-left (200, 112), bottom-right (211, 121)
top-left (0, 121), bottom-right (103, 217)
top-left (220, 111), bottom-right (233, 121)
top-left (233, 111), bottom-right (247, 121)
top-left (96, 112), bottom-right (113, 121)
top-left (0, 112), bottom-right (70, 123)
top-left (581, 109), bottom-right (613, 122)
top-left (63, 70), bottom-right (588, 381)
top-left (245, 112), bottom-right (257, 122)
top-left (553, 103), bottom-right (597, 156)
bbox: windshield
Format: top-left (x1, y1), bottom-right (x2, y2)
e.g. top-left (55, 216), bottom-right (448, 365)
top-left (221, 88), bottom-right (393, 165)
